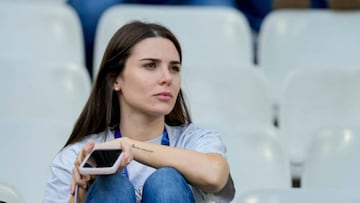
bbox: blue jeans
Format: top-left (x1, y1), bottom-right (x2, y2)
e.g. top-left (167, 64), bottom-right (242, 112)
top-left (85, 167), bottom-right (195, 203)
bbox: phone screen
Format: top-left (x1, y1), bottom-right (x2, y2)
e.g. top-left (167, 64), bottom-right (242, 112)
top-left (83, 149), bottom-right (122, 168)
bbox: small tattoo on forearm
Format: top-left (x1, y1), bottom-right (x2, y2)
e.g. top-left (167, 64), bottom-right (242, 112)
top-left (132, 144), bottom-right (154, 153)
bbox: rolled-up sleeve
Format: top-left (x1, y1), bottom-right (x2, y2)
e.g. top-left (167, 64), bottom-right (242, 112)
top-left (175, 124), bottom-right (227, 158)
top-left (44, 146), bottom-right (78, 203)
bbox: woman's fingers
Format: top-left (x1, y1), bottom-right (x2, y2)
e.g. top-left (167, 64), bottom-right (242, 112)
top-left (80, 140), bottom-right (95, 161)
top-left (119, 138), bottom-right (133, 168)
top-left (70, 140), bottom-right (96, 194)
top-left (70, 170), bottom-right (76, 195)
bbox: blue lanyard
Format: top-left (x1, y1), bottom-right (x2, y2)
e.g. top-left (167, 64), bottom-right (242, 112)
top-left (114, 126), bottom-right (169, 177)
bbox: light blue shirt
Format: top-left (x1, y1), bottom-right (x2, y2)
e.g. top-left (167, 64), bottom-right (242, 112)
top-left (44, 123), bottom-right (235, 202)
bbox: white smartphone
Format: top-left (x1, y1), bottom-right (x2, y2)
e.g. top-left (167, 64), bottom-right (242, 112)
top-left (79, 146), bottom-right (123, 175)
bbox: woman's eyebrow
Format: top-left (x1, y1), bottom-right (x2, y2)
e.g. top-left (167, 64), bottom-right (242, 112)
top-left (140, 58), bottom-right (181, 65)
top-left (139, 58), bottom-right (159, 62)
top-left (170, 60), bottom-right (181, 65)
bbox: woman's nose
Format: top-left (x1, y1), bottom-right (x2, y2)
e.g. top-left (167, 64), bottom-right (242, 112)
top-left (160, 67), bottom-right (172, 85)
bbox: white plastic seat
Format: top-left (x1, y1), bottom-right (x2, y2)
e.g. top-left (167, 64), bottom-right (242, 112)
top-left (223, 127), bottom-right (291, 202)
top-left (302, 127), bottom-right (360, 189)
top-left (182, 64), bottom-right (274, 131)
top-left (181, 64), bottom-right (281, 201)
top-left (93, 4), bottom-right (253, 79)
top-left (0, 183), bottom-right (24, 203)
top-left (182, 64), bottom-right (282, 201)
top-left (258, 9), bottom-right (360, 109)
top-left (236, 188), bottom-right (360, 203)
top-left (0, 61), bottom-right (91, 123)
top-left (278, 68), bottom-right (360, 178)
top-left (0, 118), bottom-right (71, 203)
top-left (0, 2), bottom-right (85, 66)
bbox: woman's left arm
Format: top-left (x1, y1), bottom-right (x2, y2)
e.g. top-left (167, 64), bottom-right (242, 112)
top-left (124, 138), bottom-right (230, 193)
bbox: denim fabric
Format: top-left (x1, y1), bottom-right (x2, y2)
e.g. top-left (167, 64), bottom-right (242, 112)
top-left (85, 167), bottom-right (195, 203)
top-left (142, 167), bottom-right (195, 203)
top-left (85, 172), bottom-right (136, 202)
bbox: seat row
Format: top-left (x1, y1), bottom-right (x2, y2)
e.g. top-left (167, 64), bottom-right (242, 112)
top-left (2, 3), bottom-right (360, 122)
top-left (2, 3), bottom-right (360, 79)
top-left (1, 2), bottom-right (360, 202)
top-left (1, 119), bottom-right (360, 202)
top-left (236, 188), bottom-right (360, 203)
top-left (1, 60), bottom-right (360, 202)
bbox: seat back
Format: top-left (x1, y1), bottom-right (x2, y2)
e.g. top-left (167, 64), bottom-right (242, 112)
top-left (302, 127), bottom-right (360, 189)
top-left (0, 2), bottom-right (85, 66)
top-left (0, 183), bottom-right (24, 203)
top-left (182, 64), bottom-right (274, 131)
top-left (0, 118), bottom-right (71, 202)
top-left (236, 188), bottom-right (360, 203)
top-left (258, 10), bottom-right (360, 105)
top-left (225, 128), bottom-right (291, 202)
top-left (279, 68), bottom-right (360, 177)
top-left (93, 4), bottom-right (252, 79)
top-left (0, 61), bottom-right (91, 123)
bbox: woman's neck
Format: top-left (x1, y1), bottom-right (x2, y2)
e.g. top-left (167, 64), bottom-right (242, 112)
top-left (119, 115), bottom-right (165, 141)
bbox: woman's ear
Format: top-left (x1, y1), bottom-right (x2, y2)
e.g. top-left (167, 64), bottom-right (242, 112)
top-left (113, 79), bottom-right (121, 91)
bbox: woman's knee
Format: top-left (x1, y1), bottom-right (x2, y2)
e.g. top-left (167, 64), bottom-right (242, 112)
top-left (85, 173), bottom-right (136, 202)
top-left (142, 167), bottom-right (195, 203)
top-left (145, 167), bottom-right (186, 186)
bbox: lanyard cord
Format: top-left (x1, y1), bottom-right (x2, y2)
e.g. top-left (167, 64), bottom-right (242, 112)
top-left (114, 126), bottom-right (169, 145)
top-left (114, 126), bottom-right (169, 177)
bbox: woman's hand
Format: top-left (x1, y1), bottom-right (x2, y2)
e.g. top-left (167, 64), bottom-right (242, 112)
top-left (69, 140), bottom-right (95, 202)
top-left (117, 137), bottom-right (134, 171)
top-left (96, 137), bottom-right (134, 172)
top-left (68, 137), bottom-right (133, 203)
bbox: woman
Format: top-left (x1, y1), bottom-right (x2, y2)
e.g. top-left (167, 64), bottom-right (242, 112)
top-left (44, 21), bottom-right (235, 203)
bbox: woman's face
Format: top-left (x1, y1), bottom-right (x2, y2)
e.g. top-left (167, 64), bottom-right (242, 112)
top-left (114, 37), bottom-right (181, 118)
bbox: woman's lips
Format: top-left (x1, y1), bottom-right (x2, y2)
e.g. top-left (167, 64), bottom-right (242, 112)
top-left (154, 92), bottom-right (173, 100)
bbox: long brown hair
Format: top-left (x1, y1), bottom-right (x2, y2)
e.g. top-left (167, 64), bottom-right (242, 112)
top-left (64, 21), bottom-right (191, 147)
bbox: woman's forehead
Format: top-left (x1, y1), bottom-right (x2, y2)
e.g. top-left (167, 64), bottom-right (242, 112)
top-left (130, 37), bottom-right (180, 60)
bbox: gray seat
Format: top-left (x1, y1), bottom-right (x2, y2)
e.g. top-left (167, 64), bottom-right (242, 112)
top-left (235, 188), bottom-right (360, 203)
top-left (0, 2), bottom-right (85, 66)
top-left (0, 118), bottom-right (71, 202)
top-left (278, 68), bottom-right (360, 178)
top-left (93, 4), bottom-right (253, 79)
top-left (0, 61), bottom-right (91, 123)
top-left (302, 127), bottom-right (360, 190)
top-left (224, 127), bottom-right (291, 202)
top-left (0, 183), bottom-right (24, 203)
top-left (258, 9), bottom-right (360, 120)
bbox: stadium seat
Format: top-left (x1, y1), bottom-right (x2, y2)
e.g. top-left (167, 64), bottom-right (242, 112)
top-left (0, 61), bottom-right (91, 123)
top-left (182, 64), bottom-right (274, 131)
top-left (0, 2), bottom-right (85, 66)
top-left (0, 183), bottom-right (24, 203)
top-left (278, 67), bottom-right (360, 178)
top-left (235, 188), bottom-right (360, 203)
top-left (0, 118), bottom-right (71, 203)
top-left (257, 9), bottom-right (360, 112)
top-left (181, 64), bottom-right (279, 201)
top-left (93, 4), bottom-right (253, 79)
top-left (180, 63), bottom-right (280, 202)
top-left (224, 128), bottom-right (291, 202)
top-left (302, 127), bottom-right (360, 189)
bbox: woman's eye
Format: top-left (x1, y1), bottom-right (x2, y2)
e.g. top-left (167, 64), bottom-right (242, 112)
top-left (170, 66), bottom-right (181, 73)
top-left (144, 63), bottom-right (156, 69)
